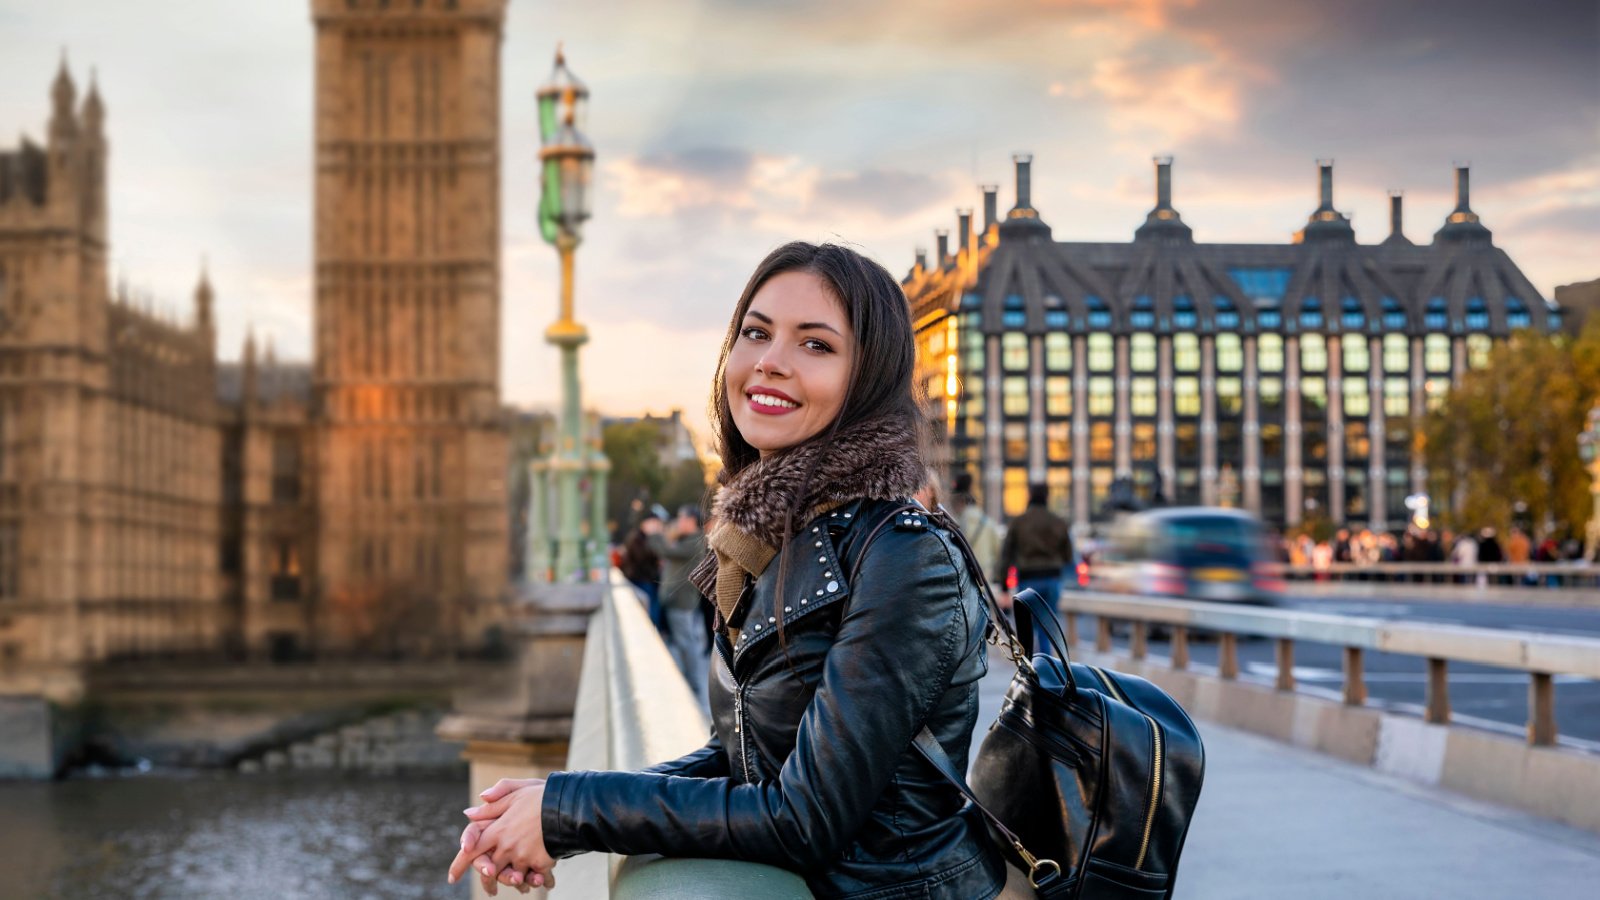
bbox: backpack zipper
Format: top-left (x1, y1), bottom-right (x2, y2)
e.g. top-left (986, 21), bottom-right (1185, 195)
top-left (1089, 666), bottom-right (1164, 871)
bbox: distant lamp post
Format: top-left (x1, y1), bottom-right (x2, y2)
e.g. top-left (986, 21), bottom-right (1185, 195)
top-left (527, 46), bottom-right (608, 584)
top-left (1579, 403), bottom-right (1600, 562)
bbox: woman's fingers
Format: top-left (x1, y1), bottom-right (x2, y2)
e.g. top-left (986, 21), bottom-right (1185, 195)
top-left (464, 794), bottom-right (513, 820)
top-left (479, 777), bottom-right (545, 802)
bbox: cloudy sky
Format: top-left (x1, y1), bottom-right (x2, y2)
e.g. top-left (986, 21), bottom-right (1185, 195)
top-left (2, 0), bottom-right (1595, 440)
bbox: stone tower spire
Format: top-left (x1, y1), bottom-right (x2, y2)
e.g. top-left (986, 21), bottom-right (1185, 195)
top-left (49, 53), bottom-right (77, 146)
top-left (82, 69), bottom-right (104, 138)
top-left (194, 260), bottom-right (215, 336)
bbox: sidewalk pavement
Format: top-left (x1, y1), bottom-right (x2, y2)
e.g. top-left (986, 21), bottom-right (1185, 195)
top-left (973, 647), bottom-right (1600, 899)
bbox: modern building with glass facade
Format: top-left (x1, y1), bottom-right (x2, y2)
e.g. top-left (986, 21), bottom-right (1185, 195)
top-left (905, 155), bottom-right (1559, 531)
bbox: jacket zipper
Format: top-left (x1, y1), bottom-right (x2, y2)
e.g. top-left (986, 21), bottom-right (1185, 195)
top-left (1089, 666), bottom-right (1164, 871)
top-left (717, 644), bottom-right (752, 784)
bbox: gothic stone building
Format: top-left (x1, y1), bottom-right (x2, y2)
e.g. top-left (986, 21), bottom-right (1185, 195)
top-left (905, 155), bottom-right (1558, 532)
top-left (0, 0), bottom-right (511, 688)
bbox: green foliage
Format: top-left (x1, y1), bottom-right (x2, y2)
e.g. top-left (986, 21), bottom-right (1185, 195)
top-left (601, 423), bottom-right (710, 530)
top-left (1424, 322), bottom-right (1600, 535)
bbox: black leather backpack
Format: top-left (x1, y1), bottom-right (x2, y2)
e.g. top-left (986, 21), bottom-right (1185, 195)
top-left (859, 505), bottom-right (1206, 898)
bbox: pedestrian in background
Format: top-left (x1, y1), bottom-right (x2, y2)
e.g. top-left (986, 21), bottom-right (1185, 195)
top-left (997, 482), bottom-right (1074, 657)
top-left (949, 471), bottom-right (1001, 588)
top-left (656, 505), bottom-right (710, 711)
top-left (619, 513), bottom-right (666, 635)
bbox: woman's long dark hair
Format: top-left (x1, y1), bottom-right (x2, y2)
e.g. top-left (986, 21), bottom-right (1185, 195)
top-left (707, 241), bottom-right (928, 640)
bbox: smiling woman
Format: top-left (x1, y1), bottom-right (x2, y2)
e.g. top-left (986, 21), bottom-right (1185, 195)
top-left (449, 242), bottom-right (1008, 900)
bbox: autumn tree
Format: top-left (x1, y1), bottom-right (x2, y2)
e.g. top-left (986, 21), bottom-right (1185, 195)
top-left (1424, 321), bottom-right (1600, 536)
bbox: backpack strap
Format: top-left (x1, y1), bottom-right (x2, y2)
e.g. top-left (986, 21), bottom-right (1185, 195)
top-left (912, 727), bottom-right (1063, 893)
top-left (846, 501), bottom-right (1035, 673)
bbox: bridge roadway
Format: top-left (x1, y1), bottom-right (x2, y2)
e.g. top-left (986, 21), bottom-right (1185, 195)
top-left (972, 643), bottom-right (1600, 898)
top-left (1125, 591), bottom-right (1600, 745)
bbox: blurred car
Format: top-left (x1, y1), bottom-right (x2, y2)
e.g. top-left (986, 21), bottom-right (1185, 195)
top-left (1088, 507), bottom-right (1282, 604)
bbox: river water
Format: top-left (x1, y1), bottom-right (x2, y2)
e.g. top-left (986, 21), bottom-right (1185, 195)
top-left (0, 772), bottom-right (473, 899)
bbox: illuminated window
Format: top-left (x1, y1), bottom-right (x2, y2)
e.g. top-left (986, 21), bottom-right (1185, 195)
top-left (1131, 333), bottom-right (1156, 372)
top-left (1302, 376), bottom-right (1327, 411)
top-left (1045, 332), bottom-right (1071, 371)
top-left (1004, 294), bottom-right (1026, 329)
top-left (1003, 376), bottom-right (1028, 416)
top-left (1046, 376), bottom-right (1071, 416)
top-left (927, 328), bottom-right (946, 357)
top-left (1258, 307), bottom-right (1282, 330)
top-left (1346, 420), bottom-right (1370, 457)
top-left (1174, 333), bottom-right (1199, 372)
top-left (1133, 423), bottom-right (1156, 461)
top-left (964, 386), bottom-right (984, 418)
top-left (1003, 332), bottom-right (1028, 371)
top-left (1384, 378), bottom-right (1409, 417)
top-left (1259, 377), bottom-right (1283, 411)
top-left (1216, 333), bottom-right (1243, 372)
top-left (1047, 467), bottom-right (1072, 517)
top-left (1005, 422), bottom-right (1028, 460)
top-left (1174, 377), bottom-right (1200, 416)
top-left (1088, 377), bottom-right (1114, 416)
top-left (1047, 422), bottom-right (1071, 460)
top-left (1004, 467), bottom-right (1029, 517)
top-left (1259, 333), bottom-right (1284, 373)
top-left (1344, 379), bottom-right (1370, 417)
top-left (1425, 378), bottom-right (1449, 412)
top-left (1045, 308), bottom-right (1069, 330)
top-left (1344, 335), bottom-right (1370, 372)
top-left (1088, 333), bottom-right (1113, 372)
top-left (962, 317), bottom-right (985, 373)
top-left (1091, 467), bottom-right (1113, 507)
top-left (1467, 334), bottom-right (1492, 369)
top-left (1383, 334), bottom-right (1409, 372)
top-left (1424, 334), bottom-right (1451, 373)
top-left (1301, 333), bottom-right (1327, 372)
top-left (1131, 377), bottom-right (1157, 416)
top-left (1090, 423), bottom-right (1114, 462)
top-left (1217, 377), bottom-right (1242, 416)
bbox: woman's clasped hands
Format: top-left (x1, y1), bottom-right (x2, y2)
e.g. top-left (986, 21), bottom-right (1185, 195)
top-left (447, 777), bottom-right (558, 895)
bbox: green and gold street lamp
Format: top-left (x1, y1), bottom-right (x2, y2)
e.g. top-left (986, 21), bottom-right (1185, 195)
top-left (527, 47), bottom-right (609, 583)
top-left (1578, 403), bottom-right (1600, 562)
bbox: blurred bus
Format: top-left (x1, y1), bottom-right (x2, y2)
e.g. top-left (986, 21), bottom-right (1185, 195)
top-left (1089, 507), bottom-right (1282, 604)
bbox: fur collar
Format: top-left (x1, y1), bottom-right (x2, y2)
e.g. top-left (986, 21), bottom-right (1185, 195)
top-left (689, 416), bottom-right (925, 626)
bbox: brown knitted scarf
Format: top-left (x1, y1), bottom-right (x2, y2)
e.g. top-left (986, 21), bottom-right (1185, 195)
top-left (689, 416), bottom-right (926, 641)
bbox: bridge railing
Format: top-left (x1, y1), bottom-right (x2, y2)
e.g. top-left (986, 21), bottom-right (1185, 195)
top-left (560, 570), bottom-right (813, 900)
top-left (1273, 561), bottom-right (1600, 589)
top-left (1057, 589), bottom-right (1600, 746)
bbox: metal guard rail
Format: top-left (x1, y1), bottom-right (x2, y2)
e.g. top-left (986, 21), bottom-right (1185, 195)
top-left (1273, 561), bottom-right (1600, 589)
top-left (562, 570), bottom-right (813, 899)
top-left (1057, 590), bottom-right (1600, 746)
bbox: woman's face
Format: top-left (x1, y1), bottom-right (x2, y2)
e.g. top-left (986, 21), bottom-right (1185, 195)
top-left (726, 270), bottom-right (855, 457)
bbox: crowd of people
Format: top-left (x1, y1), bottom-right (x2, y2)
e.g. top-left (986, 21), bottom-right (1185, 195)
top-left (1279, 524), bottom-right (1590, 579)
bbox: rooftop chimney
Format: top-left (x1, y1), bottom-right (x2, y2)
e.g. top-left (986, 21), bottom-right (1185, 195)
top-left (1382, 190), bottom-right (1413, 247)
top-left (1155, 155), bottom-right (1174, 209)
top-left (1294, 158), bottom-right (1354, 244)
top-left (981, 184), bottom-right (998, 232)
top-left (914, 246), bottom-right (928, 271)
top-left (998, 152), bottom-right (1052, 240)
top-left (1134, 155), bottom-right (1193, 244)
top-left (935, 229), bottom-right (949, 265)
top-left (1434, 161), bottom-right (1490, 244)
top-left (956, 209), bottom-right (972, 251)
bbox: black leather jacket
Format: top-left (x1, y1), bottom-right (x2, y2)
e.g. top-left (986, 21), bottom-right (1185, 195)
top-left (542, 497), bottom-right (1006, 899)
